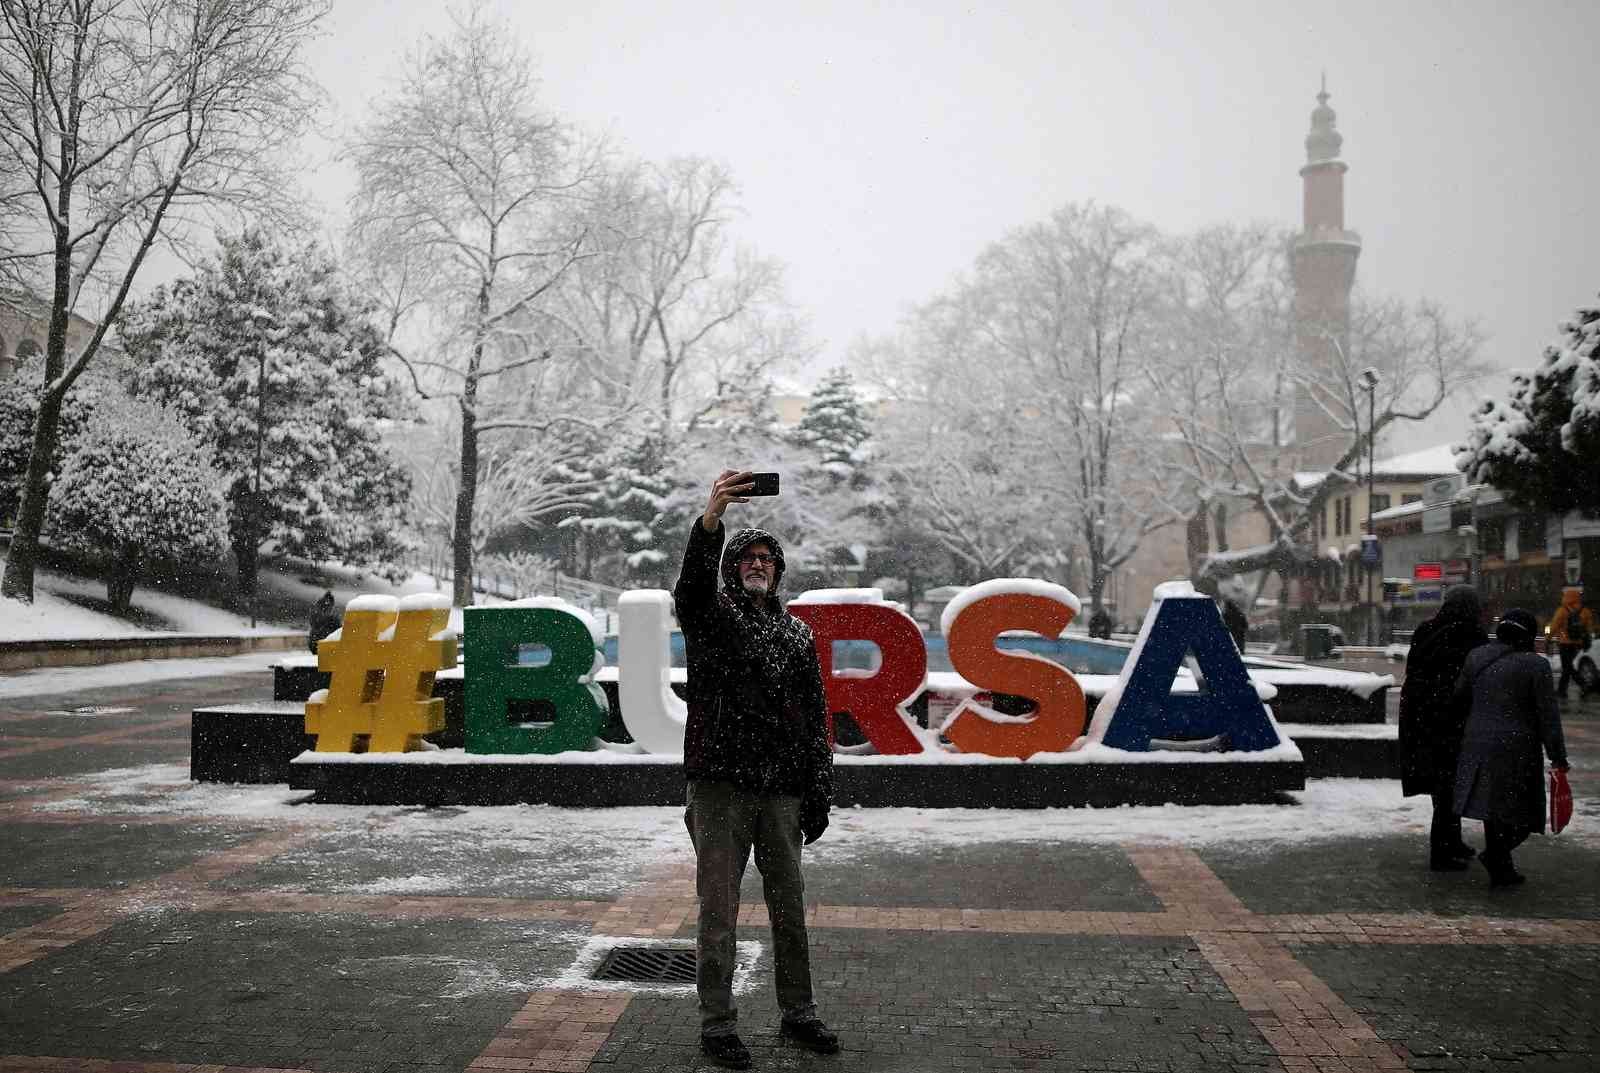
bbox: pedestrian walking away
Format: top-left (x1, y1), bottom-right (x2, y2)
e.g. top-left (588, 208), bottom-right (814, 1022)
top-left (1549, 585), bottom-right (1595, 701)
top-left (673, 469), bottom-right (840, 1069)
top-left (1453, 608), bottom-right (1572, 888)
top-left (1399, 584), bottom-right (1488, 870)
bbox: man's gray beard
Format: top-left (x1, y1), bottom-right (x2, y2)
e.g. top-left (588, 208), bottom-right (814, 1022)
top-left (741, 577), bottom-right (769, 596)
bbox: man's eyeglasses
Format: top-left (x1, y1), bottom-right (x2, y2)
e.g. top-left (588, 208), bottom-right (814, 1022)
top-left (738, 553), bottom-right (776, 566)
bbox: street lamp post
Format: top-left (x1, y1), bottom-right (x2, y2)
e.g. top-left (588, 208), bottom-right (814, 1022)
top-left (1358, 367), bottom-right (1380, 645)
top-left (249, 343), bottom-right (266, 629)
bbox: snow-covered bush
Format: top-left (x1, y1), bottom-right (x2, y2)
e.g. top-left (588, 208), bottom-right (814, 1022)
top-left (0, 354), bottom-right (107, 525)
top-left (46, 402), bottom-right (229, 611)
top-left (1458, 298), bottom-right (1600, 514)
top-left (479, 550), bottom-right (557, 599)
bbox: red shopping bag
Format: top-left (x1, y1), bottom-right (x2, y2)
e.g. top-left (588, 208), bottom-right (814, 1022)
top-left (1550, 768), bottom-right (1573, 835)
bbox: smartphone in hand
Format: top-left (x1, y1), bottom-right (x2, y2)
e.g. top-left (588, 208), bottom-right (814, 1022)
top-left (748, 472), bottom-right (780, 496)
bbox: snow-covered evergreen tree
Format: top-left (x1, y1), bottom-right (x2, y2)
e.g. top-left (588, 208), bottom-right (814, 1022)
top-left (788, 366), bottom-right (874, 485)
top-left (46, 399), bottom-right (229, 611)
top-left (118, 230), bottom-right (413, 603)
top-left (561, 422), bottom-right (701, 589)
top-left (1459, 298), bottom-right (1600, 515)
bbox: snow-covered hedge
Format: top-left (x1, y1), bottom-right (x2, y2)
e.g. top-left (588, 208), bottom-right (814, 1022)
top-left (46, 402), bottom-right (228, 611)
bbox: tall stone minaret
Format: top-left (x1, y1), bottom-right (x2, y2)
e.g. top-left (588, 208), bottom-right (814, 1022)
top-left (1291, 76), bottom-right (1362, 471)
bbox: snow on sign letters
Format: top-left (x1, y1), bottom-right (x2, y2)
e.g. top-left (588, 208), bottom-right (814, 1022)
top-left (303, 581), bottom-right (1281, 760)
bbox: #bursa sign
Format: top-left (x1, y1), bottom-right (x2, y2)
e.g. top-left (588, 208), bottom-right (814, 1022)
top-left (305, 580), bottom-right (1284, 761)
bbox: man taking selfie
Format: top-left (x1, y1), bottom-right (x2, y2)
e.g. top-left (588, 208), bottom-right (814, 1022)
top-left (673, 469), bottom-right (838, 1069)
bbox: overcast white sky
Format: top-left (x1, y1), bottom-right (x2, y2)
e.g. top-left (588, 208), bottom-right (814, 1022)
top-left (295, 0), bottom-right (1597, 453)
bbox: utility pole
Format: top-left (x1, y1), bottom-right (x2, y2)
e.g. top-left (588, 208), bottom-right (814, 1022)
top-left (1359, 367), bottom-right (1380, 645)
top-left (250, 338), bottom-right (268, 629)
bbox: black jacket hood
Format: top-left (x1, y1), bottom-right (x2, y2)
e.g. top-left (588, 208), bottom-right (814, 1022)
top-left (721, 527), bottom-right (786, 606)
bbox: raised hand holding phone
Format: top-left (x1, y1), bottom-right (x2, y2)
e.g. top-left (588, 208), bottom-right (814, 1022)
top-left (702, 470), bottom-right (755, 532)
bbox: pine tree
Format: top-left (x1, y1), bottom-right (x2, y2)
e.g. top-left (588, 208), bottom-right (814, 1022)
top-left (47, 398), bottom-right (229, 611)
top-left (562, 423), bottom-right (700, 589)
top-left (789, 366), bottom-right (874, 486)
top-left (781, 366), bottom-right (881, 583)
top-left (1460, 298), bottom-right (1600, 514)
top-left (118, 230), bottom-right (413, 603)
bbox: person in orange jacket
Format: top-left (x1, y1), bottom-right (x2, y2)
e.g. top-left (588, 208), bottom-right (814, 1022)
top-left (1549, 585), bottom-right (1596, 700)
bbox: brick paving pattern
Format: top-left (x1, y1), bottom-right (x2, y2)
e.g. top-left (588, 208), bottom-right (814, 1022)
top-left (1, 670), bottom-right (1599, 1071)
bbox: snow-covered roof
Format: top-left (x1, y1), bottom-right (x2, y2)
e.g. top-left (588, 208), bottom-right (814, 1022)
top-left (1369, 443), bottom-right (1462, 477)
top-left (1295, 443), bottom-right (1461, 489)
top-left (1371, 499), bottom-right (1428, 522)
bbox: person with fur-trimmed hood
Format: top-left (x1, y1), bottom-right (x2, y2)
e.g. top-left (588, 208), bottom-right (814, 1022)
top-left (673, 469), bottom-right (837, 1069)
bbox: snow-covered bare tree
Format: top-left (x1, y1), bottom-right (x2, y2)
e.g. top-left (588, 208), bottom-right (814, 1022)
top-left (1168, 287), bottom-right (1489, 583)
top-left (0, 0), bottom-right (328, 602)
top-left (863, 296), bottom-right (1063, 583)
top-left (1144, 223), bottom-right (1295, 577)
top-left (1459, 296), bottom-right (1600, 514)
top-left (46, 397), bottom-right (228, 612)
top-left (345, 4), bottom-right (604, 606)
top-left (119, 230), bottom-right (413, 604)
top-left (969, 203), bottom-right (1178, 613)
top-left (400, 413), bottom-right (598, 586)
top-left (550, 156), bottom-right (811, 441)
top-left (478, 550), bottom-right (558, 600)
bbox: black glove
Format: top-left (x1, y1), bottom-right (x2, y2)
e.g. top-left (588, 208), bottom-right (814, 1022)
top-left (800, 796), bottom-right (830, 845)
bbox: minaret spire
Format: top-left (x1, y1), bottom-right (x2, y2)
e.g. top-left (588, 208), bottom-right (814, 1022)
top-left (1290, 77), bottom-right (1362, 468)
top-left (1306, 75), bottom-right (1343, 164)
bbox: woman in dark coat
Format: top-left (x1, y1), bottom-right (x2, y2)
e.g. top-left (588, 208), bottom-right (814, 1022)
top-left (1452, 608), bottom-right (1571, 887)
top-left (1398, 584), bottom-right (1487, 869)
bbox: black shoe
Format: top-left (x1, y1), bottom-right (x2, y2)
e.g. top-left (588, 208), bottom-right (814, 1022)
top-left (1482, 854), bottom-right (1526, 888)
top-left (701, 1032), bottom-right (752, 1069)
top-left (1445, 843), bottom-right (1477, 861)
top-left (780, 1018), bottom-right (841, 1055)
top-left (1429, 855), bottom-right (1469, 871)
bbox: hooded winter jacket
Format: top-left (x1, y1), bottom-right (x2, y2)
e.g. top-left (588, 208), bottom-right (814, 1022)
top-left (1550, 587), bottom-right (1595, 647)
top-left (672, 520), bottom-right (834, 801)
top-left (1398, 585), bottom-right (1487, 796)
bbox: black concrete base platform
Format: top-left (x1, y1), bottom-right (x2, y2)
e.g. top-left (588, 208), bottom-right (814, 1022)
top-left (192, 703), bottom-right (313, 784)
top-left (284, 750), bottom-right (1305, 808)
top-left (1261, 683), bottom-right (1388, 725)
top-left (193, 703), bottom-right (1383, 793)
top-left (1284, 726), bottom-right (1398, 779)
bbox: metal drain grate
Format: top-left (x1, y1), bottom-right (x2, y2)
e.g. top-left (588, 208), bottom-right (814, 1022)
top-left (592, 946), bottom-right (697, 984)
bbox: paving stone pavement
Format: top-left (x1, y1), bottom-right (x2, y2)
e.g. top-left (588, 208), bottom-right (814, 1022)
top-left (2, 669), bottom-right (1600, 1072)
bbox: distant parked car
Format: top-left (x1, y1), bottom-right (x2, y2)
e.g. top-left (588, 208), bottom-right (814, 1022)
top-left (1385, 628), bottom-right (1414, 662)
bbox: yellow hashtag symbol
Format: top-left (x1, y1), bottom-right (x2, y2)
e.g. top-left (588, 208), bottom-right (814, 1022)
top-left (305, 596), bottom-right (457, 753)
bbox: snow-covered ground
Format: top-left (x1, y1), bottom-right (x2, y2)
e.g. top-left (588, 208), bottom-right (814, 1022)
top-left (0, 557), bottom-right (297, 642)
top-left (41, 761), bottom-right (1599, 859)
top-left (0, 650), bottom-right (282, 699)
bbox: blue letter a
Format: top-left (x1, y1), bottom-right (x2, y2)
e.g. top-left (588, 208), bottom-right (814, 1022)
top-left (1096, 596), bottom-right (1279, 752)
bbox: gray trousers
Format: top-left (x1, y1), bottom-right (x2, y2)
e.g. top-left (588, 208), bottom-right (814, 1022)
top-left (685, 779), bottom-right (817, 1036)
